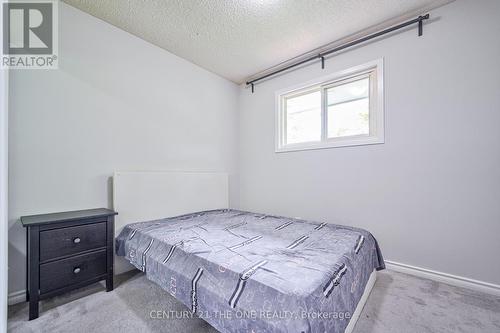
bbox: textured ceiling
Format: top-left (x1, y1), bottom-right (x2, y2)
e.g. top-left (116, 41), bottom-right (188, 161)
top-left (62, 0), bottom-right (450, 84)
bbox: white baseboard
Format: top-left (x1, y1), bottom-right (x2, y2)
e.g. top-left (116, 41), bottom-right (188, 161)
top-left (8, 290), bottom-right (25, 305)
top-left (385, 260), bottom-right (500, 296)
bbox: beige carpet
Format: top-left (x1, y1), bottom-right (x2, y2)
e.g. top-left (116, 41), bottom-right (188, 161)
top-left (8, 270), bottom-right (500, 333)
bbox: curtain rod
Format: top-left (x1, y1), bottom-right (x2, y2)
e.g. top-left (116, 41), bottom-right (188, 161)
top-left (246, 14), bottom-right (430, 93)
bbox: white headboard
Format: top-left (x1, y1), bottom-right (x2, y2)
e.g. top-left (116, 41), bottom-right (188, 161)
top-left (112, 171), bottom-right (228, 273)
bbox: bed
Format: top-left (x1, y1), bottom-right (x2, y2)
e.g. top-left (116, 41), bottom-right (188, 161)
top-left (113, 172), bottom-right (384, 333)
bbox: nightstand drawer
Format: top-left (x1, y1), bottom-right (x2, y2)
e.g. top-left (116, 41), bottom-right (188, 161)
top-left (39, 222), bottom-right (106, 262)
top-left (39, 250), bottom-right (107, 294)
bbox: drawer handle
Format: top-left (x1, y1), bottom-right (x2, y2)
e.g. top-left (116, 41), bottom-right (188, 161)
top-left (73, 267), bottom-right (81, 274)
top-left (73, 237), bottom-right (81, 244)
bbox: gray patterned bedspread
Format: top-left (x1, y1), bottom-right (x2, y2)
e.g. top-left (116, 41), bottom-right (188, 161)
top-left (116, 209), bottom-right (384, 333)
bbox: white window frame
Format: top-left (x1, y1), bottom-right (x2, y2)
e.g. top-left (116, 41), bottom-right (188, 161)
top-left (275, 59), bottom-right (384, 152)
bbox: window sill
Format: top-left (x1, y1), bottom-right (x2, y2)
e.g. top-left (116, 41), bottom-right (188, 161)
top-left (275, 136), bottom-right (384, 153)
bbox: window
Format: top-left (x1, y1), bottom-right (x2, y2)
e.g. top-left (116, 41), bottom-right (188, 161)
top-left (276, 59), bottom-right (384, 152)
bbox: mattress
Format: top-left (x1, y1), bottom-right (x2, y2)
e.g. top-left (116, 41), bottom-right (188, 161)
top-left (116, 209), bottom-right (385, 333)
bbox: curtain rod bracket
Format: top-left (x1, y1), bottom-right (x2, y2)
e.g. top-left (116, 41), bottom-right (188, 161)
top-left (251, 83), bottom-right (254, 93)
top-left (320, 56), bottom-right (325, 69)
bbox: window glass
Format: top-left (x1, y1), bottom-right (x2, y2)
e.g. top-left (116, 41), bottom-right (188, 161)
top-left (285, 90), bottom-right (321, 144)
top-left (327, 78), bottom-right (369, 138)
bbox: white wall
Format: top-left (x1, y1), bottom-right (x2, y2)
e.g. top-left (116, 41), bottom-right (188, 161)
top-left (238, 0), bottom-right (500, 286)
top-left (8, 3), bottom-right (239, 295)
top-left (1, 65), bottom-right (8, 333)
top-left (1, 2), bottom-right (8, 328)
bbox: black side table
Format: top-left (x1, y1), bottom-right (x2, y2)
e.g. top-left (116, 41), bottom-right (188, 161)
top-left (21, 208), bottom-right (117, 320)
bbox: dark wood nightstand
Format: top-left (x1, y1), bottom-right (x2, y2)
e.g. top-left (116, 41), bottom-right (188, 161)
top-left (21, 208), bottom-right (118, 320)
